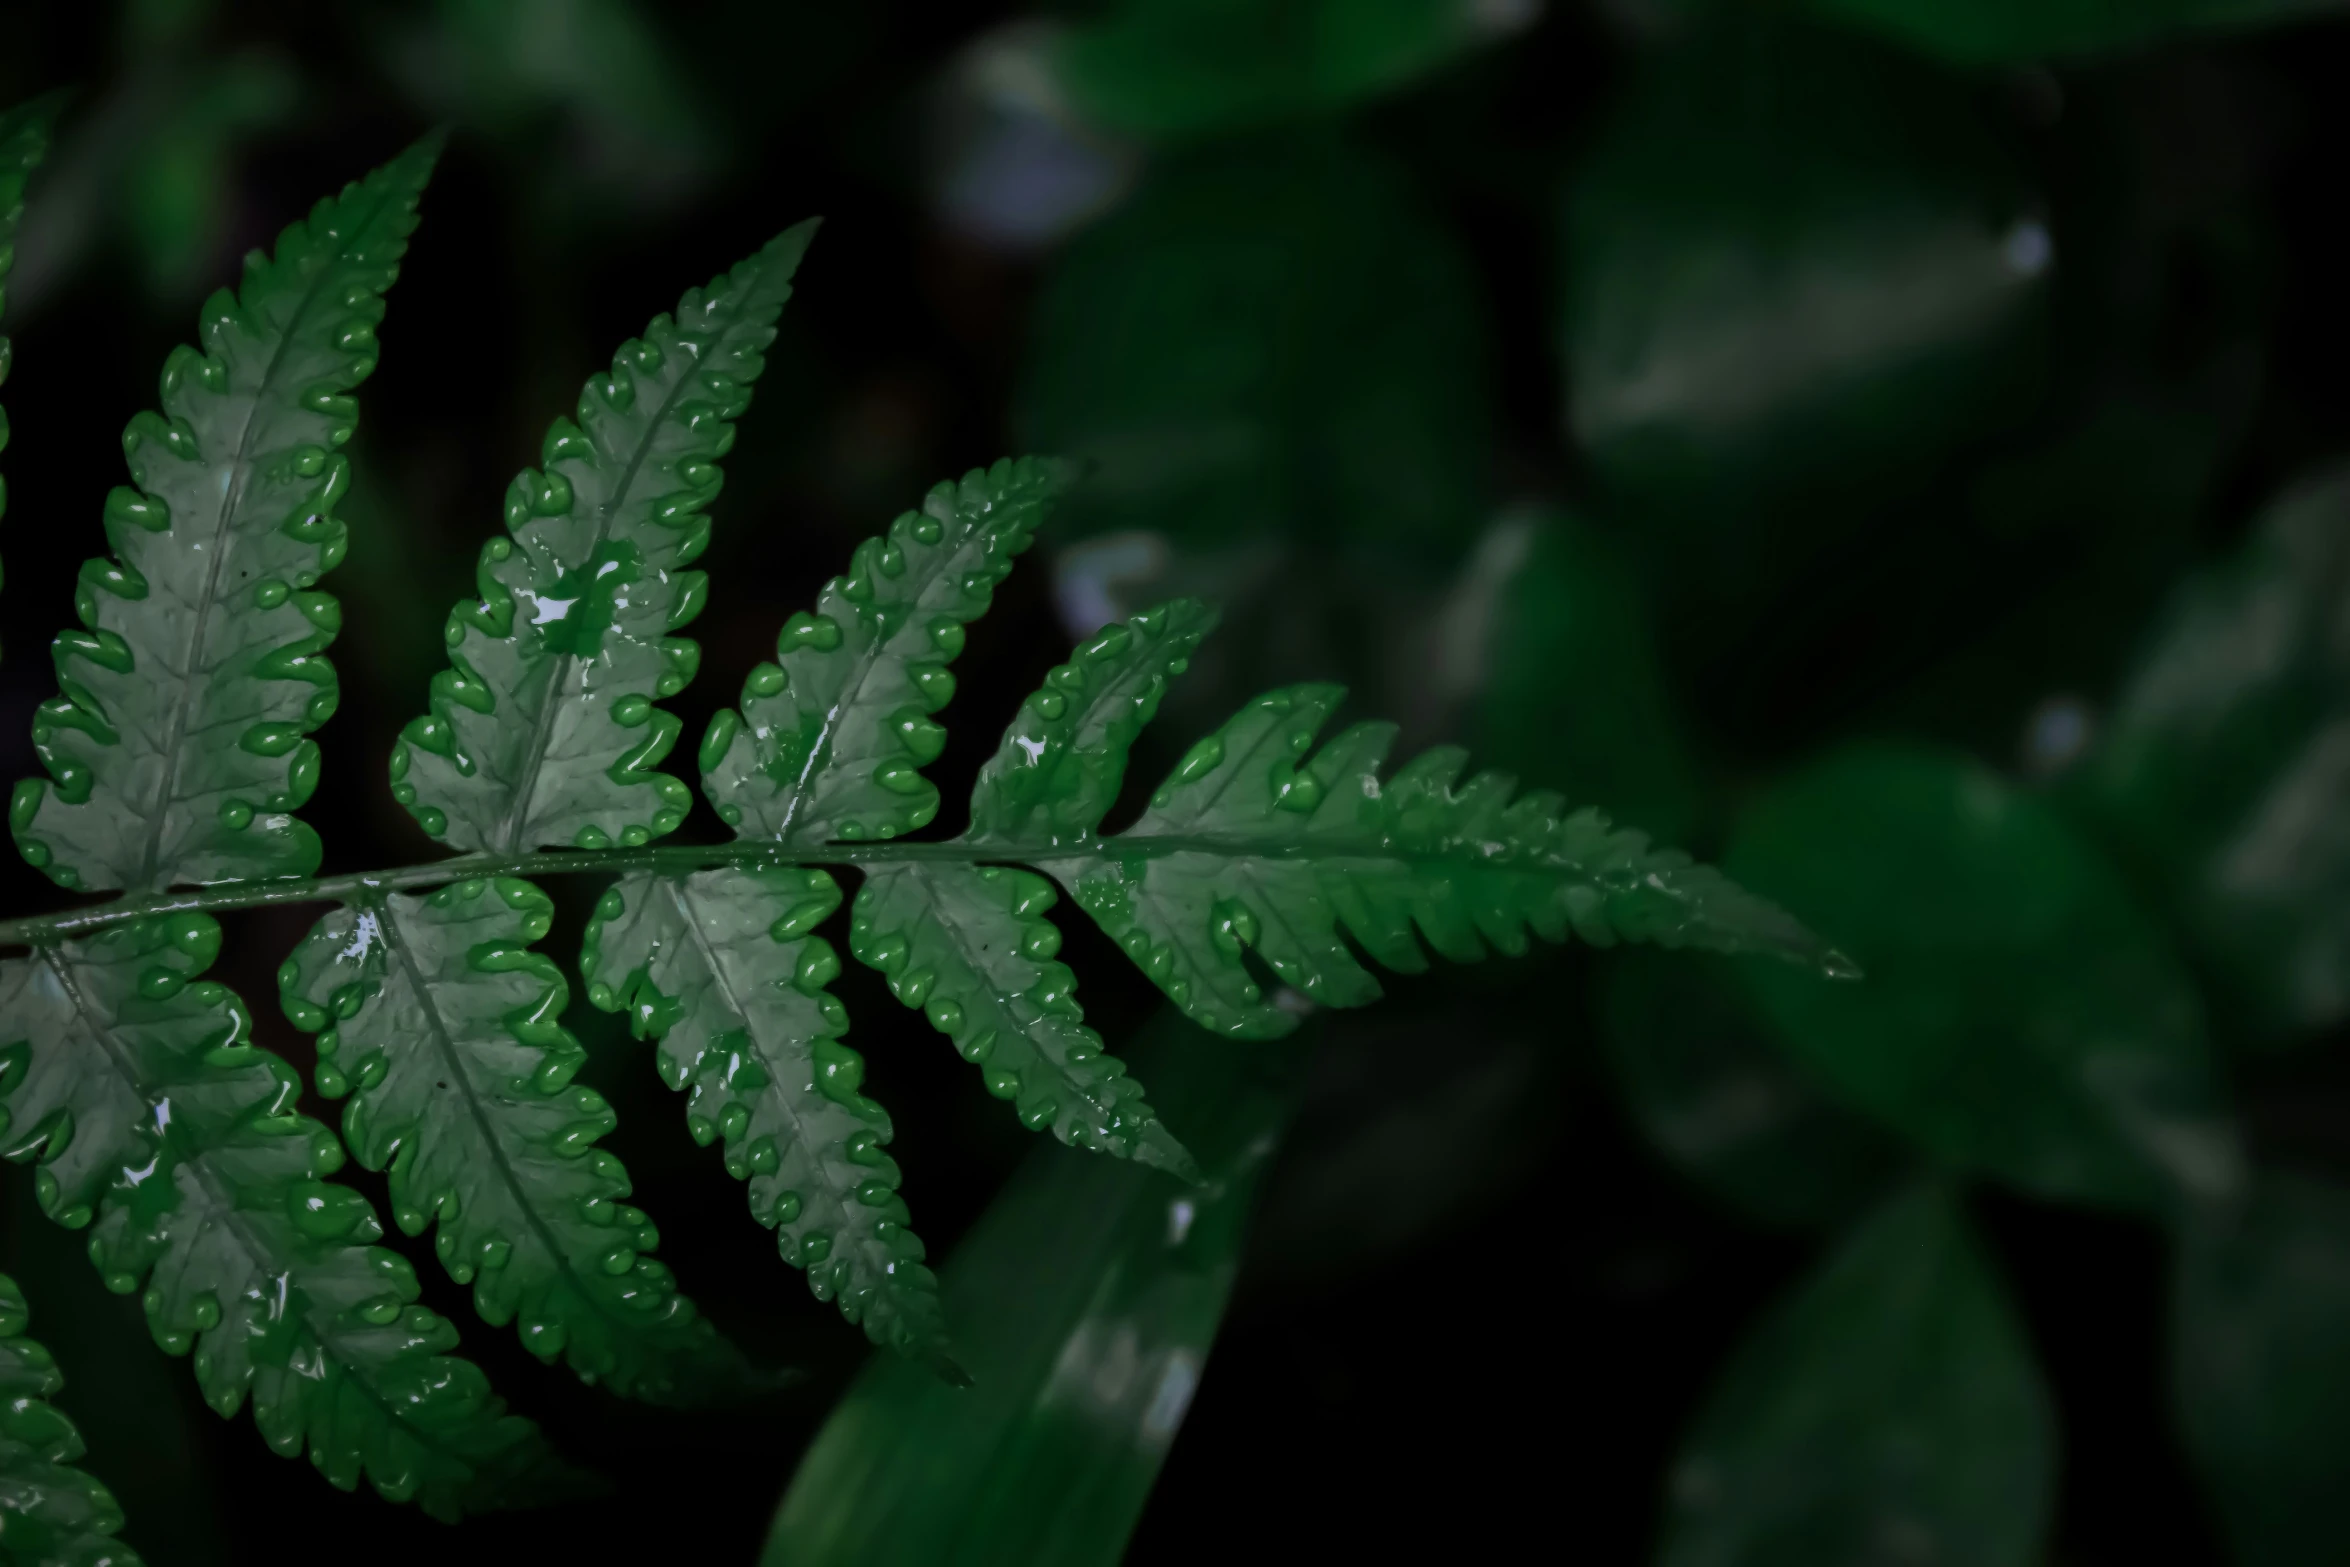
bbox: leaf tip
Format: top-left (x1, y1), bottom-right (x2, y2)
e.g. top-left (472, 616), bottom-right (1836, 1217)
top-left (401, 124), bottom-right (452, 176)
top-left (767, 215), bottom-right (823, 273)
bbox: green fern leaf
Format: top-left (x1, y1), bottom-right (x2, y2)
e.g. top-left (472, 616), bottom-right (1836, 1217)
top-left (391, 221), bottom-right (816, 854)
top-left (579, 867), bottom-right (955, 1372)
top-left (845, 600), bottom-right (1220, 1177)
top-left (850, 864), bottom-right (1199, 1179)
top-left (1, 93), bottom-right (62, 667)
top-left (699, 455), bottom-right (1069, 843)
top-left (0, 916), bottom-right (573, 1520)
top-left (277, 877), bottom-right (758, 1405)
top-left (1038, 671), bottom-right (1842, 1038)
top-left (10, 139), bottom-right (439, 893)
top-left (0, 1270), bottom-right (144, 1567)
top-left (965, 596), bottom-right (1222, 848)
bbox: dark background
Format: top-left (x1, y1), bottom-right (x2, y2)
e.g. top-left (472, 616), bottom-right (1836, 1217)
top-left (7, 2), bottom-right (2350, 1562)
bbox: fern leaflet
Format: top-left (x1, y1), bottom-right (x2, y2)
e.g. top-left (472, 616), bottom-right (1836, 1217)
top-left (581, 867), bottom-right (956, 1373)
top-left (1040, 676), bottom-right (1842, 1037)
top-left (0, 917), bottom-right (573, 1520)
top-left (0, 1270), bottom-right (142, 1566)
top-left (699, 455), bottom-right (1068, 842)
top-left (278, 877), bottom-right (756, 1405)
top-left (392, 221), bottom-right (817, 854)
top-left (847, 598), bottom-right (1221, 1175)
top-left (11, 138), bottom-right (437, 893)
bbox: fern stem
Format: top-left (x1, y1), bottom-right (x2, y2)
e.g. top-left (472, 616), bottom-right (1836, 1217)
top-left (0, 826), bottom-right (1827, 974)
top-left (0, 841), bottom-right (979, 946)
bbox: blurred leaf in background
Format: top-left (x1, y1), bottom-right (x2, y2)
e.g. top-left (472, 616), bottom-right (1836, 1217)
top-left (1023, 131), bottom-right (1490, 569)
top-left (1602, 948), bottom-right (1907, 1233)
top-left (373, 0), bottom-right (717, 214)
top-left (2081, 468), bottom-right (2350, 1043)
top-left (1799, 0), bottom-right (2350, 65)
top-left (1463, 506), bottom-right (1702, 842)
top-left (1050, 0), bottom-right (1538, 140)
top-left (1562, 11), bottom-right (2050, 667)
top-left (1023, 130), bottom-right (1493, 740)
top-left (767, 1016), bottom-right (1305, 1567)
top-left (2173, 1175), bottom-right (2350, 1567)
top-left (1728, 744), bottom-right (2239, 1215)
top-left (8, 0), bottom-right (296, 312)
top-left (1659, 1185), bottom-right (2056, 1567)
top-left (1236, 989), bottom-right (1563, 1298)
top-left (929, 23), bottom-right (1142, 253)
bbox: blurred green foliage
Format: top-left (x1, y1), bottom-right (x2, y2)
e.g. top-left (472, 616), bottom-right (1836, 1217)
top-left (1800, 0), bottom-right (2350, 64)
top-left (1659, 1186), bottom-right (2055, 1567)
top-left (2173, 1177), bottom-right (2350, 1567)
top-left (7, 0), bottom-right (2350, 1562)
top-left (1731, 743), bottom-right (2234, 1216)
top-left (1053, 0), bottom-right (1527, 137)
top-left (1022, 132), bottom-right (1490, 568)
top-left (2083, 470), bottom-right (2350, 1041)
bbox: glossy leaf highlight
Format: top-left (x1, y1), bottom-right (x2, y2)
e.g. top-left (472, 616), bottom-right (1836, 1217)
top-left (0, 916), bottom-right (569, 1520)
top-left (393, 221), bottom-right (815, 853)
top-left (278, 877), bottom-right (753, 1405)
top-left (766, 1012), bottom-right (1299, 1567)
top-left (12, 139), bottom-right (438, 892)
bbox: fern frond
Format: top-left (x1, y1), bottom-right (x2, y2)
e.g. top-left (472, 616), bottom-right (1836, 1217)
top-left (278, 878), bottom-right (758, 1405)
top-left (1, 93), bottom-right (61, 667)
top-left (846, 601), bottom-right (1219, 1177)
top-left (391, 222), bottom-right (817, 854)
top-left (850, 864), bottom-right (1198, 1179)
top-left (1044, 677), bottom-right (1843, 1037)
top-left (10, 139), bottom-right (439, 893)
top-left (0, 1270), bottom-right (143, 1566)
top-left (0, 917), bottom-right (573, 1520)
top-left (699, 455), bottom-right (1069, 843)
top-left (580, 868), bottom-right (955, 1373)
